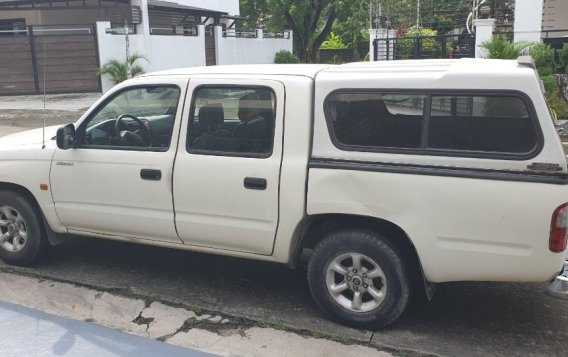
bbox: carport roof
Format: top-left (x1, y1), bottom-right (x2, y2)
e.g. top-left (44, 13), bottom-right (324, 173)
top-left (147, 1), bottom-right (228, 16)
top-left (0, 0), bottom-right (228, 16)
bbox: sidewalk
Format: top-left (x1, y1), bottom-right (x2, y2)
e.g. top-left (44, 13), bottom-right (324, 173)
top-left (0, 93), bottom-right (100, 111)
top-left (0, 93), bottom-right (100, 136)
top-left (0, 272), bottom-right (391, 357)
top-left (0, 300), bottom-right (209, 357)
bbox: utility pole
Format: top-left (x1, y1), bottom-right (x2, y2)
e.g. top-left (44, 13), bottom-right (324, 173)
top-left (124, 19), bottom-right (131, 79)
top-left (369, 0), bottom-right (373, 30)
top-left (416, 0), bottom-right (421, 34)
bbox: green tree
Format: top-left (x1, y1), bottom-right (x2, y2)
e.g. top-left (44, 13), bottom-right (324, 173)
top-left (376, 0), bottom-right (472, 32)
top-left (332, 0), bottom-right (369, 55)
top-left (276, 0), bottom-right (340, 62)
top-left (240, 0), bottom-right (343, 62)
top-left (239, 0), bottom-right (270, 29)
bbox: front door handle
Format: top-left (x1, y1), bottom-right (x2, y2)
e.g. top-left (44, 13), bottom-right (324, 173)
top-left (244, 177), bottom-right (267, 190)
top-left (140, 169), bottom-right (161, 181)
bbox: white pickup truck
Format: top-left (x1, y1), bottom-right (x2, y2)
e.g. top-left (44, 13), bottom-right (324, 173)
top-left (0, 58), bottom-right (566, 329)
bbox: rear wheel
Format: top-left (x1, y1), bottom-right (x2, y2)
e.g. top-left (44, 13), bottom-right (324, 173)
top-left (307, 229), bottom-right (410, 329)
top-left (0, 190), bottom-right (48, 266)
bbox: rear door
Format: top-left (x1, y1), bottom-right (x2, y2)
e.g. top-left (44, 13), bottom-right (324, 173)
top-left (173, 78), bottom-right (285, 254)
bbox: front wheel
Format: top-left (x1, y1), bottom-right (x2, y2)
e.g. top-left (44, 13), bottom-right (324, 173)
top-left (307, 229), bottom-right (410, 329)
top-left (0, 190), bottom-right (48, 266)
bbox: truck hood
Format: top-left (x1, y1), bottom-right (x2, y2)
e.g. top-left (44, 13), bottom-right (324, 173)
top-left (0, 125), bottom-right (61, 148)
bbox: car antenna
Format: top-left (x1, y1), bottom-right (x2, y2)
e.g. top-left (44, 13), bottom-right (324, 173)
top-left (42, 40), bottom-right (46, 149)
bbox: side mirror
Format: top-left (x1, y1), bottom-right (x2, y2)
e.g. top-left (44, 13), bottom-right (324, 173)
top-left (56, 124), bottom-right (76, 150)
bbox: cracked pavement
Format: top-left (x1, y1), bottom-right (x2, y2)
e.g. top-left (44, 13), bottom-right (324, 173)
top-left (0, 271), bottom-right (392, 357)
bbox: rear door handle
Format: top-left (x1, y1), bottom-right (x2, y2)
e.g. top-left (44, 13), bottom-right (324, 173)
top-left (140, 169), bottom-right (161, 181)
top-left (244, 177), bottom-right (267, 190)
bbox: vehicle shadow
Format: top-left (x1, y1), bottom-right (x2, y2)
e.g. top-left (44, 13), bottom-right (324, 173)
top-left (8, 237), bottom-right (568, 356)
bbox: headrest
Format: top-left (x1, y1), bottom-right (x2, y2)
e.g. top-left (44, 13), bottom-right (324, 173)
top-left (199, 104), bottom-right (224, 132)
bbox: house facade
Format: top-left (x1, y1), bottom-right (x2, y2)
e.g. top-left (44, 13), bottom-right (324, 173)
top-left (0, 0), bottom-right (292, 94)
top-left (542, 0), bottom-right (568, 47)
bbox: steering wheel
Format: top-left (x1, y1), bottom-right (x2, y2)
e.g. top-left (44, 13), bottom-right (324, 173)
top-left (114, 114), bottom-right (151, 147)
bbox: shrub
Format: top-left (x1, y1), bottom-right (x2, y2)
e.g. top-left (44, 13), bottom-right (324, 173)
top-left (480, 36), bottom-right (535, 59)
top-left (320, 32), bottom-right (348, 50)
top-left (529, 43), bottom-right (556, 76)
top-left (396, 27), bottom-right (439, 59)
top-left (547, 92), bottom-right (568, 121)
top-left (558, 44), bottom-right (568, 74)
top-left (274, 50), bottom-right (300, 64)
top-left (97, 54), bottom-right (147, 85)
top-left (541, 75), bottom-right (559, 94)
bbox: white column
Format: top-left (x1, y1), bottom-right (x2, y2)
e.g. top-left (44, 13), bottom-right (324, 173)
top-left (513, 0), bottom-right (543, 42)
top-left (474, 18), bottom-right (495, 58)
top-left (214, 25), bottom-right (223, 65)
top-left (197, 24), bottom-right (205, 38)
top-left (256, 28), bottom-right (264, 39)
top-left (369, 28), bottom-right (385, 61)
top-left (131, 0), bottom-right (150, 36)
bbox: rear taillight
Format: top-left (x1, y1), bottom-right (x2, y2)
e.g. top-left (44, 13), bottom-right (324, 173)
top-left (550, 203), bottom-right (568, 252)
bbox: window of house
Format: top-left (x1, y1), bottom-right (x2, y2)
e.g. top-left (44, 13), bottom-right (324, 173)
top-left (187, 87), bottom-right (276, 157)
top-left (325, 91), bottom-right (539, 157)
top-left (82, 86), bottom-right (180, 150)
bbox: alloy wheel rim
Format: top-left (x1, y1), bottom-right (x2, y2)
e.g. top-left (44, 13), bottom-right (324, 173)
top-left (325, 252), bottom-right (387, 313)
top-left (0, 205), bottom-right (28, 253)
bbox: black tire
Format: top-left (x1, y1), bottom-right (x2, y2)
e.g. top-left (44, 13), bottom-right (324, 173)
top-left (307, 229), bottom-right (410, 329)
top-left (0, 190), bottom-right (48, 266)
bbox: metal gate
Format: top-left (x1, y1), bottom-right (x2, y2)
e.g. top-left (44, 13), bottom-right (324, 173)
top-left (373, 33), bottom-right (476, 61)
top-left (0, 25), bottom-right (101, 95)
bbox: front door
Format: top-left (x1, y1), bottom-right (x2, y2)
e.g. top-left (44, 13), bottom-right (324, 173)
top-left (50, 80), bottom-right (187, 243)
top-left (173, 79), bottom-right (285, 254)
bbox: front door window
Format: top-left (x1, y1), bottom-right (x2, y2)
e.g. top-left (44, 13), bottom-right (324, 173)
top-left (82, 86), bottom-right (181, 150)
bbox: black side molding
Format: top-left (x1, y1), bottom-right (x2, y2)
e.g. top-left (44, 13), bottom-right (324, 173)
top-left (309, 159), bottom-right (568, 185)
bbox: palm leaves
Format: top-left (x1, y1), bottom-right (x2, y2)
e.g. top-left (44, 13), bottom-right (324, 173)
top-left (480, 37), bottom-right (536, 59)
top-left (97, 54), bottom-right (148, 85)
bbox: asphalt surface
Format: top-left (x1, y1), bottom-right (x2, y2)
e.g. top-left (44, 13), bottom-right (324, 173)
top-left (1, 237), bottom-right (566, 357)
top-left (0, 300), bottom-right (209, 357)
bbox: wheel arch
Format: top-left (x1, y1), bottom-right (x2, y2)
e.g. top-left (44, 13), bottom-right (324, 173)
top-left (0, 181), bottom-right (65, 246)
top-left (0, 182), bottom-right (41, 209)
top-left (290, 213), bottom-right (432, 299)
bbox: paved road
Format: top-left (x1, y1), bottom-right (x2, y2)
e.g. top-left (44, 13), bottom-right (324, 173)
top-left (0, 300), bottom-right (209, 357)
top-left (1, 237), bottom-right (566, 357)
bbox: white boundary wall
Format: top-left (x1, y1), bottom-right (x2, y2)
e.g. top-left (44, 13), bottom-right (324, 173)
top-left (97, 22), bottom-right (293, 92)
top-left (96, 21), bottom-right (206, 92)
top-left (215, 27), bottom-right (293, 65)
